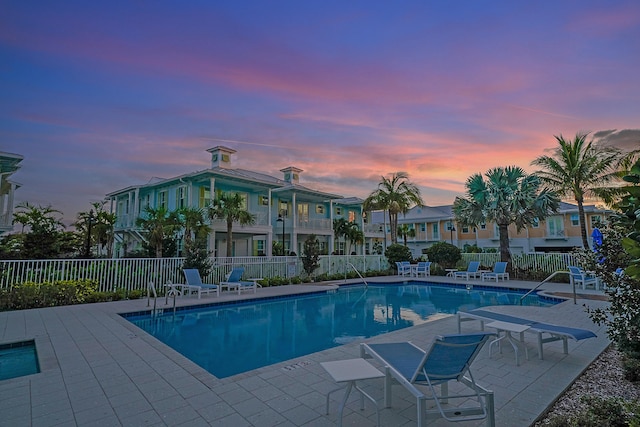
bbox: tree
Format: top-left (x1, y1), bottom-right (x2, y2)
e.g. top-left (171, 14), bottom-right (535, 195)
top-left (424, 241), bottom-right (461, 269)
top-left (12, 202), bottom-right (66, 259)
top-left (178, 207), bottom-right (212, 275)
top-left (345, 223), bottom-right (364, 255)
top-left (301, 234), bottom-right (321, 277)
top-left (531, 132), bottom-right (621, 248)
top-left (363, 172), bottom-right (423, 244)
top-left (384, 243), bottom-right (413, 270)
top-left (453, 166), bottom-right (560, 264)
top-left (398, 224), bottom-right (416, 247)
top-left (75, 202), bottom-right (116, 258)
top-left (332, 218), bottom-right (350, 254)
top-left (207, 191), bottom-right (256, 257)
top-left (135, 206), bottom-right (180, 258)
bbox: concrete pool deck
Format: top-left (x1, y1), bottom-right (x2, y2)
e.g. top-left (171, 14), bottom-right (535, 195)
top-left (0, 276), bottom-right (610, 426)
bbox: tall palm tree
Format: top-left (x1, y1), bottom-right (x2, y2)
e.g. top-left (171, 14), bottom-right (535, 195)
top-left (136, 206), bottom-right (180, 258)
top-left (453, 166), bottom-right (560, 264)
top-left (363, 172), bottom-right (423, 244)
top-left (178, 207), bottom-right (209, 246)
top-left (532, 132), bottom-right (621, 248)
top-left (398, 224), bottom-right (416, 247)
top-left (345, 221), bottom-right (364, 255)
top-left (207, 191), bottom-right (256, 257)
top-left (332, 218), bottom-right (350, 254)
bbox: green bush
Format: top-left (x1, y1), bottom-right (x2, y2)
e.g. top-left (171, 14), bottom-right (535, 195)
top-left (385, 244), bottom-right (413, 269)
top-left (424, 242), bottom-right (461, 269)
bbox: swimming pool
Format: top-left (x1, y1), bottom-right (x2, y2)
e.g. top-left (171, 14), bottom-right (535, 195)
top-left (124, 283), bottom-right (557, 378)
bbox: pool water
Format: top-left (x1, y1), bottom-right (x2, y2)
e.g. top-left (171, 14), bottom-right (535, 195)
top-left (0, 340), bottom-right (40, 381)
top-left (124, 283), bottom-right (556, 378)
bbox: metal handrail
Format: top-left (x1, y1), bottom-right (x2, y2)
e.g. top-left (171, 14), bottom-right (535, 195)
top-left (346, 262), bottom-right (368, 287)
top-left (147, 281), bottom-right (157, 312)
top-left (519, 270), bottom-right (574, 305)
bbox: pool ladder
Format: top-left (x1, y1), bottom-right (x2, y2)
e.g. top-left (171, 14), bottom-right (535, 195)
top-left (519, 270), bottom-right (574, 305)
top-left (346, 262), bottom-right (368, 287)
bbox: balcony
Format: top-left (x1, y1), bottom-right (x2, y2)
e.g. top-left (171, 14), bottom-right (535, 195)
top-left (296, 218), bottom-right (331, 231)
top-left (545, 229), bottom-right (567, 240)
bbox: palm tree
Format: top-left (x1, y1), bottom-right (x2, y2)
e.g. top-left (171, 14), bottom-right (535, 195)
top-left (207, 191), bottom-right (256, 257)
top-left (332, 218), bottom-right (350, 254)
top-left (398, 224), bottom-right (416, 247)
top-left (136, 206), bottom-right (180, 258)
top-left (178, 207), bottom-right (209, 246)
top-left (453, 166), bottom-right (560, 264)
top-left (363, 172), bottom-right (423, 244)
top-left (532, 132), bottom-right (622, 248)
top-left (345, 222), bottom-right (364, 255)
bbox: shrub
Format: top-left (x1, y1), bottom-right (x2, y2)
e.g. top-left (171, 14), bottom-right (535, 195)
top-left (385, 244), bottom-right (413, 269)
top-left (424, 242), bottom-right (461, 269)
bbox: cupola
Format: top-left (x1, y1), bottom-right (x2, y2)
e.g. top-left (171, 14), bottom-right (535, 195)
top-left (206, 146), bottom-right (236, 169)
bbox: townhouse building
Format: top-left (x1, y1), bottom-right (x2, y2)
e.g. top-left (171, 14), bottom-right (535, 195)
top-left (380, 202), bottom-right (611, 258)
top-left (0, 151), bottom-right (23, 235)
top-left (106, 146), bottom-right (380, 257)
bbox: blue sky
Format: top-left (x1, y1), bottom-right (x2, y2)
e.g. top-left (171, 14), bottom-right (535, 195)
top-left (1, 1), bottom-right (639, 225)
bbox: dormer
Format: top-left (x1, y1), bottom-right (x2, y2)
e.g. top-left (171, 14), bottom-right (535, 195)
top-left (207, 146), bottom-right (236, 169)
top-left (280, 166), bottom-right (303, 184)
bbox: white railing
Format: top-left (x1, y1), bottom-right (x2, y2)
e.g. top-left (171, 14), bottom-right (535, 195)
top-left (462, 252), bottom-right (577, 273)
top-left (0, 255), bottom-right (389, 292)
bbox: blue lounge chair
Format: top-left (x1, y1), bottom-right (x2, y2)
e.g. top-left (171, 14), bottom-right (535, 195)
top-left (183, 269), bottom-right (220, 298)
top-left (457, 309), bottom-right (596, 359)
top-left (360, 333), bottom-right (496, 427)
top-left (453, 261), bottom-right (480, 281)
top-left (481, 262), bottom-right (509, 282)
top-left (220, 267), bottom-right (257, 294)
top-left (568, 266), bottom-right (600, 290)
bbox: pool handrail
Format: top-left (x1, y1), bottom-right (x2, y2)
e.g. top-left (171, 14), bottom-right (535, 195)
top-left (519, 270), bottom-right (574, 305)
top-left (346, 262), bottom-right (368, 287)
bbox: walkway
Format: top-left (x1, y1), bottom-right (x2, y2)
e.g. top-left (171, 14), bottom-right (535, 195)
top-left (0, 276), bottom-right (610, 426)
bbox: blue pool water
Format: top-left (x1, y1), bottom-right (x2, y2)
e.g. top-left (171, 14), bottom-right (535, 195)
top-left (124, 283), bottom-right (557, 378)
top-left (0, 340), bottom-right (40, 381)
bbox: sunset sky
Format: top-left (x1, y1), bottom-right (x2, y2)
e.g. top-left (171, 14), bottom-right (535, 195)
top-left (1, 1), bottom-right (639, 225)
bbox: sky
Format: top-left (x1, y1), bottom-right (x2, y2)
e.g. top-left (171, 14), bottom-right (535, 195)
top-left (1, 0), bottom-right (639, 226)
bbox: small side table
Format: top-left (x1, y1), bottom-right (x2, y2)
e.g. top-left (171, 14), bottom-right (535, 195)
top-left (487, 321), bottom-right (530, 366)
top-left (248, 278), bottom-right (263, 288)
top-left (445, 268), bottom-right (458, 277)
top-left (320, 358), bottom-right (384, 427)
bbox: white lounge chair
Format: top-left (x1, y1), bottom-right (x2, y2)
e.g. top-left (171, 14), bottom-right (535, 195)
top-left (360, 333), bottom-right (496, 427)
top-left (183, 269), bottom-right (220, 298)
top-left (457, 309), bottom-right (597, 359)
top-left (453, 261), bottom-right (480, 280)
top-left (481, 262), bottom-right (509, 282)
top-left (220, 267), bottom-right (257, 294)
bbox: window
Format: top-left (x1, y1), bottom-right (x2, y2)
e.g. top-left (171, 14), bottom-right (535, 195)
top-left (141, 194), bottom-right (150, 210)
top-left (158, 191), bottom-right (167, 209)
top-left (432, 223), bottom-right (439, 239)
top-left (199, 187), bottom-right (211, 208)
top-left (532, 218), bottom-right (539, 228)
top-left (238, 192), bottom-right (248, 210)
top-left (462, 226), bottom-right (470, 233)
top-left (591, 215), bottom-right (602, 227)
top-left (348, 210), bottom-right (356, 222)
top-left (480, 223), bottom-right (486, 230)
top-left (420, 223), bottom-right (426, 232)
top-left (336, 207), bottom-right (343, 216)
top-left (176, 186), bottom-right (186, 209)
top-left (570, 214), bottom-right (580, 226)
top-left (279, 201), bottom-right (288, 216)
top-left (316, 204), bottom-right (324, 214)
top-left (547, 216), bottom-right (564, 237)
top-left (298, 203), bottom-right (309, 221)
top-left (260, 195), bottom-right (269, 206)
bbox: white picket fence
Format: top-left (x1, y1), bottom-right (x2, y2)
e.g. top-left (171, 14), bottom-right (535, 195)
top-left (0, 255), bottom-right (389, 292)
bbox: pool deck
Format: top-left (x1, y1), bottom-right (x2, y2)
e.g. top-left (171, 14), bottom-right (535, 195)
top-left (0, 276), bottom-right (610, 427)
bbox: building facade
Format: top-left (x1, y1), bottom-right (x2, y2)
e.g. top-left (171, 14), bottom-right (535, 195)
top-left (0, 152), bottom-right (23, 235)
top-left (106, 146), bottom-right (381, 257)
top-left (381, 202), bottom-right (611, 257)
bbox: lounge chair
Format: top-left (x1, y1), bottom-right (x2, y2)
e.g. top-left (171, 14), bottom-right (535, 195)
top-left (481, 262), bottom-right (509, 282)
top-left (568, 266), bottom-right (600, 290)
top-left (414, 261), bottom-right (431, 277)
top-left (396, 261), bottom-right (411, 276)
top-left (360, 333), bottom-right (496, 427)
top-left (220, 267), bottom-right (257, 295)
top-left (453, 261), bottom-right (480, 281)
top-left (183, 269), bottom-right (220, 298)
top-left (457, 309), bottom-right (596, 359)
